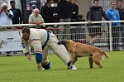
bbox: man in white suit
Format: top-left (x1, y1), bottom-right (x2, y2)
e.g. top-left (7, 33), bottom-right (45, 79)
top-left (21, 27), bottom-right (77, 70)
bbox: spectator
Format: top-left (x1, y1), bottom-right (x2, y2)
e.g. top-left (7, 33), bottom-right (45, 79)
top-left (28, 8), bottom-right (44, 29)
top-left (9, 0), bottom-right (22, 24)
top-left (40, 0), bottom-right (54, 23)
top-left (0, 3), bottom-right (14, 26)
top-left (106, 1), bottom-right (120, 50)
top-left (69, 0), bottom-right (78, 22)
top-left (86, 0), bottom-right (110, 68)
top-left (57, 0), bottom-right (71, 20)
top-left (57, 0), bottom-right (72, 40)
top-left (72, 15), bottom-right (86, 43)
top-left (0, 3), bottom-right (14, 55)
top-left (116, 0), bottom-right (124, 49)
top-left (69, 0), bottom-right (79, 41)
top-left (86, 0), bottom-right (110, 45)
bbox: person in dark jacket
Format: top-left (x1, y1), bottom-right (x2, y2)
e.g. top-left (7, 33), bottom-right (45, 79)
top-left (86, 0), bottom-right (110, 45)
top-left (116, 0), bottom-right (124, 49)
top-left (40, 0), bottom-right (54, 23)
top-left (70, 0), bottom-right (78, 22)
top-left (69, 0), bottom-right (80, 41)
top-left (57, 0), bottom-right (72, 40)
top-left (57, 0), bottom-right (72, 20)
top-left (10, 0), bottom-right (22, 24)
top-left (86, 0), bottom-right (110, 68)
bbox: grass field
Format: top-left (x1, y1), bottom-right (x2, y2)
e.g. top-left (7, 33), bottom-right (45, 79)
top-left (0, 51), bottom-right (124, 82)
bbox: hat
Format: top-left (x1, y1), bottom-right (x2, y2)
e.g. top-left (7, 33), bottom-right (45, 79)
top-left (10, 0), bottom-right (15, 3)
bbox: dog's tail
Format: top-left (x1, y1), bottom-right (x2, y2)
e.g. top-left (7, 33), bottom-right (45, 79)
top-left (102, 51), bottom-right (109, 58)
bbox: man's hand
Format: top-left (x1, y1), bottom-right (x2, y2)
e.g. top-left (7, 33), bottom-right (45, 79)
top-left (4, 10), bottom-right (9, 15)
top-left (36, 22), bottom-right (41, 26)
top-left (26, 54), bottom-right (32, 62)
top-left (88, 20), bottom-right (92, 23)
top-left (25, 52), bottom-right (32, 62)
top-left (36, 21), bottom-right (43, 26)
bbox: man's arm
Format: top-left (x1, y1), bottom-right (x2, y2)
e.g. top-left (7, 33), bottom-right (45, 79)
top-left (18, 9), bottom-right (23, 24)
top-left (40, 6), bottom-right (47, 21)
top-left (86, 8), bottom-right (92, 21)
top-left (28, 15), bottom-right (37, 24)
top-left (21, 39), bottom-right (30, 54)
top-left (106, 10), bottom-right (110, 19)
top-left (102, 10), bottom-right (110, 21)
top-left (5, 10), bottom-right (14, 19)
top-left (31, 39), bottom-right (43, 70)
top-left (28, 14), bottom-right (37, 24)
top-left (36, 15), bottom-right (44, 25)
top-left (21, 39), bottom-right (32, 61)
top-left (117, 10), bottom-right (120, 26)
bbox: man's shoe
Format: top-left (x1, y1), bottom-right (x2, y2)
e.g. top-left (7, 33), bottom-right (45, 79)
top-left (71, 65), bottom-right (77, 70)
top-left (42, 68), bottom-right (45, 70)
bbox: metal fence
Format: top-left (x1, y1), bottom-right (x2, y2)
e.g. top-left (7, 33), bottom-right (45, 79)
top-left (0, 20), bottom-right (124, 55)
top-left (46, 24), bottom-right (124, 52)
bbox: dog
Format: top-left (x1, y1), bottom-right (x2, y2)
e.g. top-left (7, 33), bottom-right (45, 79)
top-left (58, 40), bottom-right (109, 68)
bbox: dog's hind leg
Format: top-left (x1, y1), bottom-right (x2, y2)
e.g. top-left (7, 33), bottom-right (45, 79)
top-left (89, 54), bottom-right (93, 68)
top-left (94, 61), bottom-right (103, 68)
top-left (92, 53), bottom-right (103, 68)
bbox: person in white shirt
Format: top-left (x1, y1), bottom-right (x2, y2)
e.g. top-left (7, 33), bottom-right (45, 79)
top-left (28, 8), bottom-right (44, 28)
top-left (0, 3), bottom-right (14, 26)
top-left (21, 27), bottom-right (77, 70)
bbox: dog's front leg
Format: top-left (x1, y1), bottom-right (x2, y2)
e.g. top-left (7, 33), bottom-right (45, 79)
top-left (68, 51), bottom-right (76, 69)
top-left (74, 56), bottom-right (78, 64)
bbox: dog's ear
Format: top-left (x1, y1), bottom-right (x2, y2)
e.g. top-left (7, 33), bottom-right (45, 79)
top-left (58, 40), bottom-right (65, 45)
top-left (58, 41), bottom-right (62, 45)
top-left (58, 40), bottom-right (67, 47)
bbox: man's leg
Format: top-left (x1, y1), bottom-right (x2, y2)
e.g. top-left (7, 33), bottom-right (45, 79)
top-left (112, 26), bottom-right (119, 50)
top-left (89, 35), bottom-right (101, 45)
top-left (49, 43), bottom-right (77, 70)
top-left (89, 27), bottom-right (101, 45)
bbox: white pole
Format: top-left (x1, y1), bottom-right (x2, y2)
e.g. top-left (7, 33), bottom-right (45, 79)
top-left (109, 21), bottom-right (113, 51)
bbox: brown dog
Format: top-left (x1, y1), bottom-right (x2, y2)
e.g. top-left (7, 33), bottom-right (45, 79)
top-left (58, 40), bottom-right (109, 68)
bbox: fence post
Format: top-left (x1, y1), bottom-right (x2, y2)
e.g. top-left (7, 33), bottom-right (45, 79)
top-left (109, 21), bottom-right (112, 51)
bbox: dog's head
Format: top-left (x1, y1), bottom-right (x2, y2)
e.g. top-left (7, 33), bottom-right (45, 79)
top-left (58, 40), bottom-right (73, 48)
top-left (58, 40), bottom-right (67, 47)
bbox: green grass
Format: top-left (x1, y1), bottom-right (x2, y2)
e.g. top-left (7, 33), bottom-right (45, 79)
top-left (0, 51), bottom-right (124, 82)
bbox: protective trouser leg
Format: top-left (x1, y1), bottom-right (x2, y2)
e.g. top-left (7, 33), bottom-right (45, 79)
top-left (50, 43), bottom-right (71, 65)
